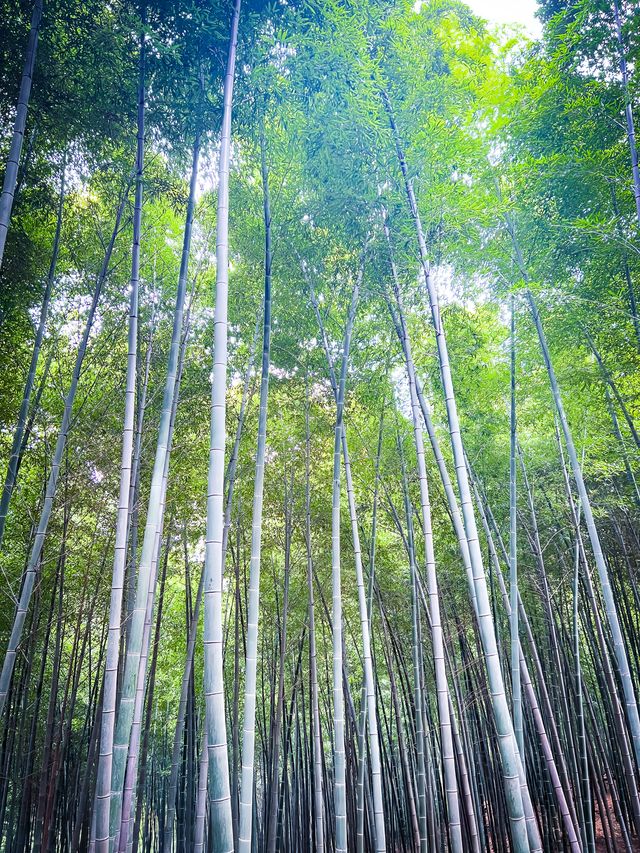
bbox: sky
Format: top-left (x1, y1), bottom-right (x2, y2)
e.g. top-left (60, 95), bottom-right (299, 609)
top-left (465, 0), bottom-right (542, 37)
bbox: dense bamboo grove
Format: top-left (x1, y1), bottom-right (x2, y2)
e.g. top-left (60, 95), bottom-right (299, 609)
top-left (1, 0), bottom-right (640, 849)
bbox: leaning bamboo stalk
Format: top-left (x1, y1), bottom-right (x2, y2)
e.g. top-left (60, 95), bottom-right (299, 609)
top-left (583, 327), bottom-right (640, 451)
top-left (553, 415), bottom-right (640, 837)
top-left (384, 219), bottom-right (462, 852)
top-left (125, 306), bottom-right (156, 633)
top-left (526, 289), bottom-right (640, 776)
top-left (118, 293), bottom-right (192, 850)
top-left (0, 152), bottom-right (65, 550)
top-left (474, 469), bottom-right (578, 806)
top-left (470, 472), bottom-right (584, 853)
top-left (381, 88), bottom-right (538, 852)
top-left (0, 180), bottom-right (129, 721)
top-left (384, 223), bottom-right (507, 851)
top-left (573, 521), bottom-right (596, 853)
top-left (108, 131), bottom-right (199, 843)
top-left (119, 530), bottom-right (170, 852)
top-left (389, 257), bottom-right (569, 848)
top-left (500, 195), bottom-right (640, 782)
top-left (517, 441), bottom-right (578, 794)
top-left (603, 385), bottom-right (640, 507)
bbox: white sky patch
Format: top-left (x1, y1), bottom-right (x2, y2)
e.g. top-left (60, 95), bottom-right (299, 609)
top-left (48, 279), bottom-right (104, 347)
top-left (270, 365), bottom-right (297, 379)
top-left (195, 142), bottom-right (220, 201)
top-left (464, 0), bottom-right (542, 38)
top-left (89, 465), bottom-right (104, 484)
top-left (392, 364), bottom-right (412, 421)
top-left (190, 536), bottom-right (206, 565)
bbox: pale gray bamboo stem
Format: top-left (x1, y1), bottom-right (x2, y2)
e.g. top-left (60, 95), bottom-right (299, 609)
top-left (306, 253), bottom-right (377, 851)
top-left (304, 386), bottom-right (325, 853)
top-left (584, 326), bottom-right (640, 451)
top-left (117, 528), bottom-right (167, 852)
top-left (574, 525), bottom-right (595, 853)
top-left (118, 297), bottom-right (191, 852)
top-left (94, 32), bottom-right (144, 848)
top-left (356, 411), bottom-right (385, 853)
top-left (343, 427), bottom-right (387, 851)
top-left (527, 289), bottom-right (640, 776)
top-left (237, 121), bottom-right (273, 853)
top-left (109, 134), bottom-right (198, 842)
top-left (385, 219), bottom-right (461, 852)
top-left (471, 474), bottom-right (582, 852)
top-left (203, 3), bottom-right (241, 846)
top-left (399, 450), bottom-right (428, 853)
top-left (510, 296), bottom-right (523, 759)
top-left (124, 307), bottom-right (155, 638)
top-left (163, 563), bottom-right (204, 850)
top-left (194, 728), bottom-right (209, 852)
top-left (331, 278), bottom-right (360, 853)
top-left (380, 97), bottom-right (535, 848)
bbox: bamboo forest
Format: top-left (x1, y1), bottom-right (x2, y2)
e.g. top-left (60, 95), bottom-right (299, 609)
top-left (3, 0), bottom-right (640, 848)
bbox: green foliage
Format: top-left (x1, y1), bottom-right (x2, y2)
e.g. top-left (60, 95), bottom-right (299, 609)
top-left (0, 0), bottom-right (639, 844)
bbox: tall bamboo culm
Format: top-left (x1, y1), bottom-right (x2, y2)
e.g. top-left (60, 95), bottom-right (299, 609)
top-left (203, 1), bottom-right (241, 849)
top-left (237, 119), bottom-right (273, 853)
top-left (381, 88), bottom-right (539, 853)
top-left (94, 24), bottom-right (145, 849)
top-left (108, 130), bottom-right (200, 845)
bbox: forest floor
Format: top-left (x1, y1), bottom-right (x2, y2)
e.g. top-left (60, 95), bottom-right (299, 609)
top-left (594, 792), bottom-right (640, 851)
